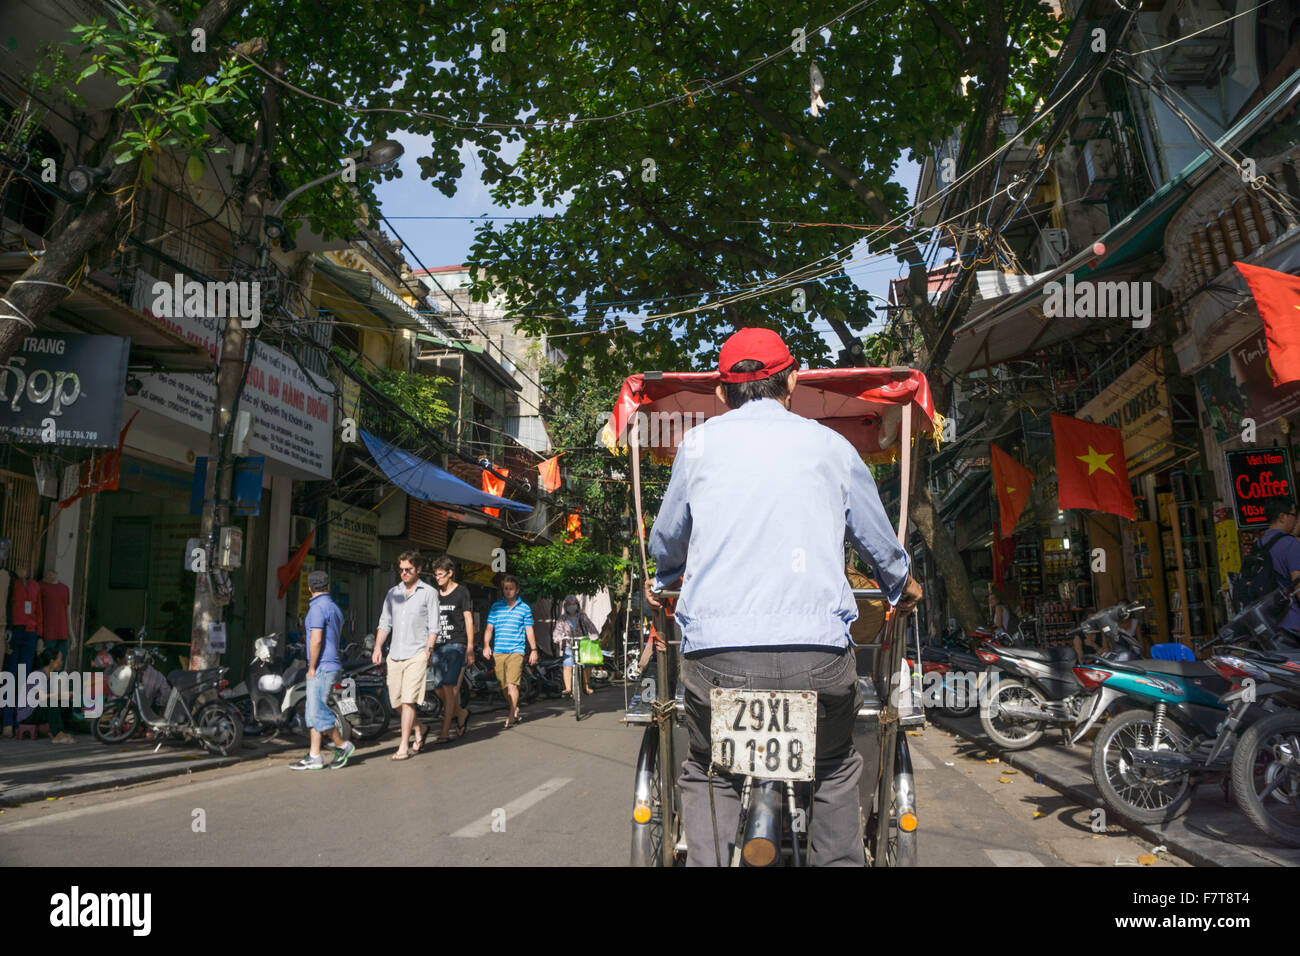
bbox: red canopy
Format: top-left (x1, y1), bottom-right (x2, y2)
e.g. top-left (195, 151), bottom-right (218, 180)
top-left (607, 367), bottom-right (936, 458)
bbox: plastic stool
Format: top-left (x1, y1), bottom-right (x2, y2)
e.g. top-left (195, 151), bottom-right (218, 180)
top-left (16, 725), bottom-right (37, 740)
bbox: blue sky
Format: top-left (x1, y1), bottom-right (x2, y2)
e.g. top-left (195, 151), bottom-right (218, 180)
top-left (373, 131), bottom-right (922, 357)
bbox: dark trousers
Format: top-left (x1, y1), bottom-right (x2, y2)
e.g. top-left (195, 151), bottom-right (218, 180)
top-left (2, 629), bottom-right (37, 728)
top-left (679, 646), bottom-right (864, 866)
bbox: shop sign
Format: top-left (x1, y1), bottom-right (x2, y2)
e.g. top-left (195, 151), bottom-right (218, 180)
top-left (1226, 447), bottom-right (1296, 529)
top-left (1076, 349), bottom-right (1174, 476)
top-left (322, 498), bottom-right (380, 565)
top-left (0, 333), bottom-right (129, 447)
top-left (129, 271), bottom-right (333, 479)
top-left (1197, 329), bottom-right (1300, 444)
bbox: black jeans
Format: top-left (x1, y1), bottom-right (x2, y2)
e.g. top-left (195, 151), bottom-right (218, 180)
top-left (679, 646), bottom-right (863, 866)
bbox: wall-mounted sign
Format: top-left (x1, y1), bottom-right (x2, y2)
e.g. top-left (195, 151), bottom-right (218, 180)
top-left (189, 456), bottom-right (264, 516)
top-left (0, 334), bottom-right (129, 447)
top-left (1226, 447), bottom-right (1295, 529)
top-left (322, 498), bottom-right (380, 566)
top-left (130, 271), bottom-right (333, 479)
top-left (1076, 349), bottom-right (1174, 477)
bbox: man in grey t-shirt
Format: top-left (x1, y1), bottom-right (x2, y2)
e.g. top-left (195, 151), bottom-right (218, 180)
top-left (373, 551), bottom-right (439, 759)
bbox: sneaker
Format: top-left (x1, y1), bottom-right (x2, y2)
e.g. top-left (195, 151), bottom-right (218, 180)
top-left (289, 754), bottom-right (325, 771)
top-left (330, 741), bottom-right (356, 769)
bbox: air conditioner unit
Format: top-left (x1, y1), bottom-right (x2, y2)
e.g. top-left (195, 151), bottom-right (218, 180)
top-left (1075, 139), bottom-right (1118, 201)
top-left (1157, 0), bottom-right (1232, 85)
top-left (1036, 227), bottom-right (1071, 270)
top-left (289, 516), bottom-right (315, 551)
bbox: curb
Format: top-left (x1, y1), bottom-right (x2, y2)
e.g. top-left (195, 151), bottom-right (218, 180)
top-left (0, 739), bottom-right (297, 808)
top-left (925, 711), bottom-right (1290, 868)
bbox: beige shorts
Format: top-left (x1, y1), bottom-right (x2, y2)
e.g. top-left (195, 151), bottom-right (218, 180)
top-left (387, 653), bottom-right (429, 706)
top-left (494, 652), bottom-right (524, 688)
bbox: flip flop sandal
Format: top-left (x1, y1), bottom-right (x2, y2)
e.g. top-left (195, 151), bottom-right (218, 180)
top-left (431, 736), bottom-right (451, 745)
top-left (457, 713), bottom-right (472, 736)
top-left (411, 731), bottom-right (427, 754)
top-left (391, 751), bottom-right (412, 761)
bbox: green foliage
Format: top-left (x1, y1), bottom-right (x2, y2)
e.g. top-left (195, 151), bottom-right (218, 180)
top-left (408, 1), bottom-right (1067, 380)
top-left (70, 11), bottom-right (248, 171)
top-left (512, 537), bottom-right (627, 602)
top-left (339, 347), bottom-right (454, 448)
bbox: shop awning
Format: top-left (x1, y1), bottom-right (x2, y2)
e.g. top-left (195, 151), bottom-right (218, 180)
top-left (360, 429), bottom-right (533, 513)
top-left (945, 68), bottom-right (1300, 375)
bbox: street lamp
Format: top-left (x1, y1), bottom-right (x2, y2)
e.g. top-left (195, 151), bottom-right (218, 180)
top-left (266, 138), bottom-right (405, 224)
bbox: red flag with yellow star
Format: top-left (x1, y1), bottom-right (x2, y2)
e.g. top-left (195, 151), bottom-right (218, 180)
top-left (991, 445), bottom-right (1034, 537)
top-left (1234, 261), bottom-right (1300, 385)
top-left (1051, 414), bottom-right (1134, 519)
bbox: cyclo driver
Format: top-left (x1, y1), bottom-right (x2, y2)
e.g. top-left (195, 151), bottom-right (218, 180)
top-left (645, 328), bottom-right (923, 866)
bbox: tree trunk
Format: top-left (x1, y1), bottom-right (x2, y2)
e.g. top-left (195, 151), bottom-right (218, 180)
top-left (188, 58), bottom-right (285, 670)
top-left (909, 462), bottom-right (984, 631)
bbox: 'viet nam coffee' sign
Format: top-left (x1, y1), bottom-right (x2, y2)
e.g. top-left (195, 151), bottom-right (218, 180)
top-left (1226, 447), bottom-right (1296, 529)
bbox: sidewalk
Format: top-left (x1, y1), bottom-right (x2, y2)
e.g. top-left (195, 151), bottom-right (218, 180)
top-left (929, 711), bottom-right (1300, 867)
top-left (0, 732), bottom-right (300, 807)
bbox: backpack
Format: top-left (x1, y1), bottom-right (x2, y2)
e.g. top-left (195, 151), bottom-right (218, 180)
top-left (1234, 532), bottom-right (1288, 612)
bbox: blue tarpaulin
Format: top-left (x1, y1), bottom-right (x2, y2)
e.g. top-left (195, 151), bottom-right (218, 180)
top-left (360, 429), bottom-right (532, 513)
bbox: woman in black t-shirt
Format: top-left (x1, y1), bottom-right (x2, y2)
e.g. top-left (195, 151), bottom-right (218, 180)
top-left (430, 556), bottom-right (474, 743)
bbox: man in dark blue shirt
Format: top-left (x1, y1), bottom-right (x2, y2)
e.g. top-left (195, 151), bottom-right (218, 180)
top-left (1259, 499), bottom-right (1300, 636)
top-left (291, 571), bottom-right (355, 770)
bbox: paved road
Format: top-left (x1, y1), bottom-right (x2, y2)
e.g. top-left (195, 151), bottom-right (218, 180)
top-left (0, 690), bottom-right (1184, 867)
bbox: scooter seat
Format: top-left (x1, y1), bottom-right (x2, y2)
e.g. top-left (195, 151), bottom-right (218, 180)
top-left (167, 666), bottom-right (226, 689)
top-left (1113, 659), bottom-right (1222, 681)
top-left (997, 646), bottom-right (1077, 663)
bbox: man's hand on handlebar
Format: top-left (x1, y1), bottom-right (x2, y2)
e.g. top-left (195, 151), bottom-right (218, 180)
top-left (896, 575), bottom-right (923, 614)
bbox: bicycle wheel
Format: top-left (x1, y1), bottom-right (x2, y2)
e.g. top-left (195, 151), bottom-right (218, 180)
top-left (630, 724), bottom-right (667, 865)
top-left (574, 663), bottom-right (583, 721)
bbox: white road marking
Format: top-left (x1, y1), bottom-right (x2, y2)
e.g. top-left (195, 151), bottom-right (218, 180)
top-left (451, 777), bottom-right (572, 837)
top-left (984, 849), bottom-right (1044, 866)
top-left (0, 764), bottom-right (287, 833)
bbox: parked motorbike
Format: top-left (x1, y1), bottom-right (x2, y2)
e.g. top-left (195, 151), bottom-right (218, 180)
top-left (230, 634), bottom-right (376, 742)
top-left (530, 653), bottom-right (567, 698)
top-left (1221, 643), bottom-right (1300, 846)
top-left (975, 603), bottom-right (1144, 750)
top-left (1080, 587), bottom-right (1300, 825)
top-left (93, 641), bottom-right (243, 756)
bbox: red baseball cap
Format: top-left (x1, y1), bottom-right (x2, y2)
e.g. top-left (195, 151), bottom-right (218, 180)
top-left (717, 328), bottom-right (796, 383)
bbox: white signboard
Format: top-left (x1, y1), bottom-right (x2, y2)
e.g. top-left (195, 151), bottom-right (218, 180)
top-left (130, 272), bottom-right (333, 479)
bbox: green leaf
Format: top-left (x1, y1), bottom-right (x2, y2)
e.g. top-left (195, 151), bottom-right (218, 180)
top-left (185, 153), bottom-right (203, 182)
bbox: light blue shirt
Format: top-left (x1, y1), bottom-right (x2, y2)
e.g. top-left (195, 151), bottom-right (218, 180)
top-left (486, 598), bottom-right (534, 653)
top-left (649, 397), bottom-right (911, 653)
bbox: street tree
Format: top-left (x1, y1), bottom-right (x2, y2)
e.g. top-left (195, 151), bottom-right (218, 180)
top-left (412, 0), bottom-right (1068, 629)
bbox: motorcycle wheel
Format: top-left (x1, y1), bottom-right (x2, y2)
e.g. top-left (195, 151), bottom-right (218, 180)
top-left (195, 702), bottom-right (244, 756)
top-left (1092, 709), bottom-right (1195, 825)
top-left (521, 667), bottom-right (540, 705)
top-left (353, 690), bottom-right (391, 741)
top-left (92, 698), bottom-right (140, 744)
top-left (1231, 709), bottom-right (1300, 848)
top-left (979, 678), bottom-right (1046, 750)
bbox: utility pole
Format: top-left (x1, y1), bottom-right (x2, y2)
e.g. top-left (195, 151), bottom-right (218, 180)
top-left (188, 58), bottom-right (286, 671)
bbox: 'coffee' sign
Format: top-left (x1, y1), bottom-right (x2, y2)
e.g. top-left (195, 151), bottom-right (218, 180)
top-left (1227, 448), bottom-right (1296, 529)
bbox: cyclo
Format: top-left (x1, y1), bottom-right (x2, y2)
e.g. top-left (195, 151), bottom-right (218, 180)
top-left (610, 366), bottom-right (935, 866)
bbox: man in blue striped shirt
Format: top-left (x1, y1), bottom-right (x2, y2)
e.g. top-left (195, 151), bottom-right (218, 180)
top-left (483, 575), bottom-right (538, 728)
top-left (647, 328), bottom-right (922, 866)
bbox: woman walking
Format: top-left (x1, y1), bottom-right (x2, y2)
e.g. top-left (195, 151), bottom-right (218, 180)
top-left (430, 556), bottom-right (474, 744)
top-left (553, 595), bottom-right (598, 697)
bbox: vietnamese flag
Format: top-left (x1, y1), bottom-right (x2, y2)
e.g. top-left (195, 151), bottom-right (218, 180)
top-left (277, 528), bottom-right (315, 600)
top-left (991, 445), bottom-right (1034, 537)
top-left (1051, 414), bottom-right (1134, 519)
top-left (537, 455), bottom-right (563, 494)
top-left (1235, 262), bottom-right (1300, 385)
top-left (481, 467), bottom-right (508, 518)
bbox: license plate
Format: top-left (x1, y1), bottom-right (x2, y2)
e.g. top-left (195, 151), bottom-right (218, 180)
top-left (336, 696), bottom-right (358, 716)
top-left (710, 689), bottom-right (816, 782)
